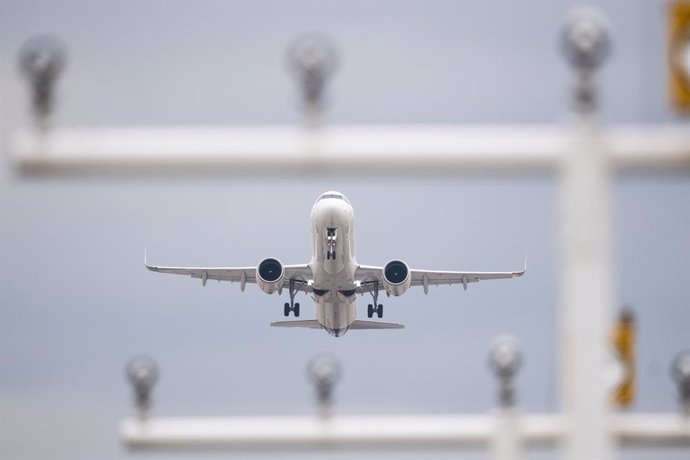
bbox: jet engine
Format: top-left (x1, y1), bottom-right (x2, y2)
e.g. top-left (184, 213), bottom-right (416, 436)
top-left (382, 260), bottom-right (411, 296)
top-left (256, 258), bottom-right (285, 294)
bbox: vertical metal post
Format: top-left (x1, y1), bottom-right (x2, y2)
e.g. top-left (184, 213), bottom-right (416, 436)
top-left (559, 9), bottom-right (614, 460)
top-left (489, 336), bottom-right (523, 460)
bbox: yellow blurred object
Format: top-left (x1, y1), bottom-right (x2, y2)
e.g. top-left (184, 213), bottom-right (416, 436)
top-left (669, 1), bottom-right (690, 112)
top-left (611, 309), bottom-right (636, 408)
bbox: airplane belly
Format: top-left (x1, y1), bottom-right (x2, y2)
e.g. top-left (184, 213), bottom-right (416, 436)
top-left (316, 297), bottom-right (356, 336)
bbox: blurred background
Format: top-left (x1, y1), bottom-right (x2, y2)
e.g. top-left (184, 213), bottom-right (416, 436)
top-left (0, 0), bottom-right (688, 459)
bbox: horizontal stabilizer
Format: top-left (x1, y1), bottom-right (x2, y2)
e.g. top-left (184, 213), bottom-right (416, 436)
top-left (349, 320), bottom-right (405, 330)
top-left (270, 320), bottom-right (323, 329)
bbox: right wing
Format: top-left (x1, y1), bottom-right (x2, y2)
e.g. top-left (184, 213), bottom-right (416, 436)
top-left (145, 253), bottom-right (312, 292)
top-left (270, 320), bottom-right (323, 329)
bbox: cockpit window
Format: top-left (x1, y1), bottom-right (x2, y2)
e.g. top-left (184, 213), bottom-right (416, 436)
top-left (318, 193), bottom-right (344, 202)
top-left (338, 289), bottom-right (356, 298)
top-left (313, 288), bottom-right (328, 297)
top-left (316, 192), bottom-right (351, 206)
top-left (316, 192), bottom-right (352, 206)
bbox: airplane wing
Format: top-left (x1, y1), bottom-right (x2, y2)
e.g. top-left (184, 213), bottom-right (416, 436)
top-left (355, 262), bottom-right (525, 294)
top-left (348, 320), bottom-right (405, 330)
top-left (145, 253), bottom-right (312, 292)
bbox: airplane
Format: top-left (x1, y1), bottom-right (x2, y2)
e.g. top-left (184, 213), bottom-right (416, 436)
top-left (145, 191), bottom-right (525, 337)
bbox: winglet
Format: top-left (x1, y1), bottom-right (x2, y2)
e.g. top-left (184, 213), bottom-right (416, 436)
top-left (144, 249), bottom-right (157, 271)
top-left (513, 255), bottom-right (527, 277)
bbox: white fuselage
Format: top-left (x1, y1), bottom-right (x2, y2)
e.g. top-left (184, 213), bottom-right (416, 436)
top-left (309, 194), bottom-right (358, 336)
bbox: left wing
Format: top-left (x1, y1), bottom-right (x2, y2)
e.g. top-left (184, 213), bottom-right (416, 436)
top-left (408, 268), bottom-right (525, 291)
top-left (145, 253), bottom-right (312, 293)
top-left (355, 262), bottom-right (525, 294)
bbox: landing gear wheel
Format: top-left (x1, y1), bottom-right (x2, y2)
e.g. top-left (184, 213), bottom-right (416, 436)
top-left (284, 278), bottom-right (304, 317)
top-left (366, 281), bottom-right (383, 319)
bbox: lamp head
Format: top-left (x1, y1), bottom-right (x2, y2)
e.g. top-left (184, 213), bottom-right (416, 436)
top-left (489, 336), bottom-right (523, 379)
top-left (561, 8), bottom-right (610, 73)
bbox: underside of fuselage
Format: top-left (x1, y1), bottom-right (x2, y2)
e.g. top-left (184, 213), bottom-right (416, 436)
top-left (309, 192), bottom-right (358, 336)
top-left (315, 297), bottom-right (357, 337)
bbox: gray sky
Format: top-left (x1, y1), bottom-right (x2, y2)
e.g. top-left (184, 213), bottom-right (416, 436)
top-left (1, 1), bottom-right (688, 459)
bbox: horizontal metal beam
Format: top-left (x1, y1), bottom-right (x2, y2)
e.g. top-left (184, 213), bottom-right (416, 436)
top-left (614, 413), bottom-right (690, 447)
top-left (120, 414), bottom-right (561, 450)
top-left (120, 413), bottom-right (690, 450)
top-left (12, 124), bottom-right (690, 174)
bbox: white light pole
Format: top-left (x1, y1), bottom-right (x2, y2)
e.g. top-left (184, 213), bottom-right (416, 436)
top-left (559, 8), bottom-right (614, 460)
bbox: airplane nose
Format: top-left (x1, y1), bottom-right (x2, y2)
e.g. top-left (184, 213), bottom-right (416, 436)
top-left (325, 200), bottom-right (350, 216)
top-left (319, 199), bottom-right (351, 219)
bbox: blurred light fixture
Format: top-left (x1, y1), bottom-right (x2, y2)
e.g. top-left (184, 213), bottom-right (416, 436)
top-left (287, 33), bottom-right (338, 116)
top-left (18, 34), bottom-right (67, 126)
top-left (126, 355), bottom-right (159, 417)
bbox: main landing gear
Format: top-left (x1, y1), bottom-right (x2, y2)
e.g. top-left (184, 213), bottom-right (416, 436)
top-left (284, 278), bottom-right (301, 317)
top-left (366, 280), bottom-right (383, 319)
top-left (367, 303), bottom-right (383, 319)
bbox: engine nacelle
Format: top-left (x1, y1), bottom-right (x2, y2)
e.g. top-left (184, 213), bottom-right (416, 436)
top-left (256, 258), bottom-right (285, 294)
top-left (382, 260), bottom-right (411, 296)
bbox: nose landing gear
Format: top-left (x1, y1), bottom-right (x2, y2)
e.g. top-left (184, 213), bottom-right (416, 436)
top-left (326, 228), bottom-right (337, 260)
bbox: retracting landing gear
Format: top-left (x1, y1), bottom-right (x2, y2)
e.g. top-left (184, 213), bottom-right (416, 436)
top-left (284, 278), bottom-right (301, 317)
top-left (366, 280), bottom-right (384, 319)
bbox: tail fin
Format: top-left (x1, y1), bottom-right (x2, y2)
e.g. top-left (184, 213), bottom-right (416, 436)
top-left (270, 320), bottom-right (323, 329)
top-left (349, 320), bottom-right (404, 330)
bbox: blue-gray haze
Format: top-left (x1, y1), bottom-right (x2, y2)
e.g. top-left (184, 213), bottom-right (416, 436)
top-left (0, 1), bottom-right (688, 459)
